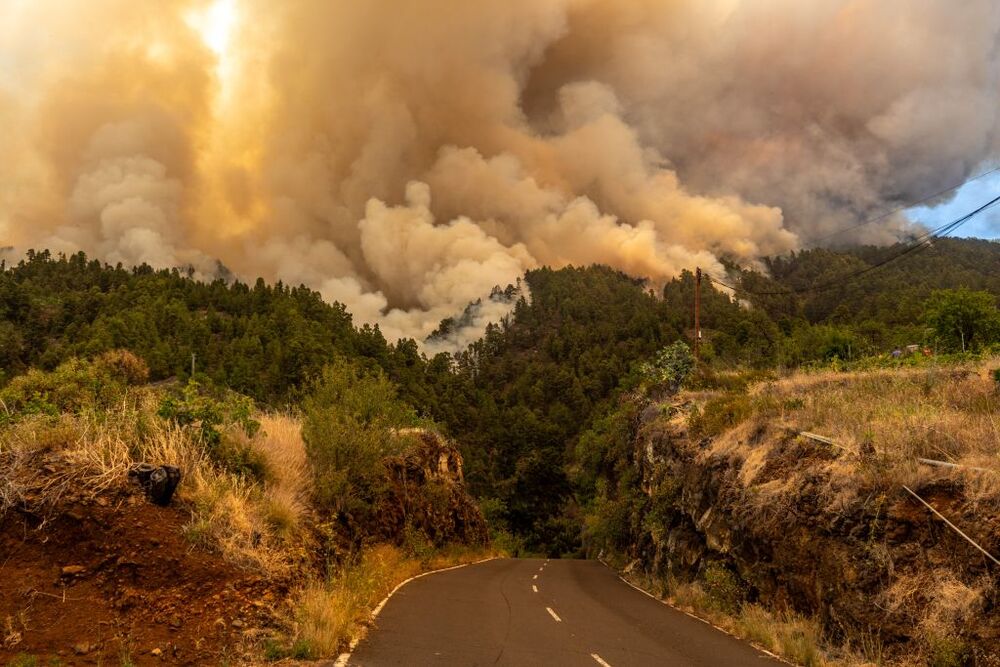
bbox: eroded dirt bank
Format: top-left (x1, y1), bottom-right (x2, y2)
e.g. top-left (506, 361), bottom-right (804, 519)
top-left (1, 487), bottom-right (284, 665)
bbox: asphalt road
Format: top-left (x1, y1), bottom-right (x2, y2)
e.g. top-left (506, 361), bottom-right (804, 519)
top-left (348, 558), bottom-right (783, 666)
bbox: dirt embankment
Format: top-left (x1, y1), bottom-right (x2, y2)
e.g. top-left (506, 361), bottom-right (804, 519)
top-left (1, 487), bottom-right (285, 665)
top-left (620, 401), bottom-right (1000, 665)
top-left (0, 429), bottom-right (488, 665)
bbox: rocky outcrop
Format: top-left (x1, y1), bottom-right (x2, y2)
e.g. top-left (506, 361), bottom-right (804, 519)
top-left (616, 401), bottom-right (1000, 664)
top-left (372, 430), bottom-right (488, 547)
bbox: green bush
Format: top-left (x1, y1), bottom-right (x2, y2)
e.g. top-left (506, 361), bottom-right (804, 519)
top-left (301, 358), bottom-right (427, 517)
top-left (926, 633), bottom-right (969, 667)
top-left (0, 350), bottom-right (148, 424)
top-left (157, 380), bottom-right (265, 478)
top-left (402, 523), bottom-right (435, 566)
top-left (641, 341), bottom-right (695, 394)
top-left (701, 562), bottom-right (746, 614)
top-left (689, 393), bottom-right (753, 438)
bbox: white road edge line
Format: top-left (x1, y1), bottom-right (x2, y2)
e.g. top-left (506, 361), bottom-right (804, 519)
top-left (591, 653), bottom-right (613, 667)
top-left (334, 556), bottom-right (497, 666)
top-left (597, 559), bottom-right (792, 666)
top-left (532, 584), bottom-right (538, 593)
top-left (546, 607), bottom-right (562, 622)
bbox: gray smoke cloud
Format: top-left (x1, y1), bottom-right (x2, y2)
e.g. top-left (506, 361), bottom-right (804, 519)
top-left (1, 0), bottom-right (998, 345)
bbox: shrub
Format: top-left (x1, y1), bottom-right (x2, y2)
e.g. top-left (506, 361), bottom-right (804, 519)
top-left (689, 393), bottom-right (754, 438)
top-left (0, 350), bottom-right (148, 423)
top-left (301, 358), bottom-right (427, 517)
top-left (157, 380), bottom-right (265, 478)
top-left (926, 634), bottom-right (969, 667)
top-left (641, 341), bottom-right (695, 394)
top-left (701, 562), bottom-right (745, 614)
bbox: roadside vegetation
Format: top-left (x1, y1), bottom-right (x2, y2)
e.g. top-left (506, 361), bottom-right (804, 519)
top-left (4, 239), bottom-right (1000, 663)
top-left (584, 353), bottom-right (1000, 666)
top-left (0, 351), bottom-right (492, 662)
top-left (279, 542), bottom-right (499, 660)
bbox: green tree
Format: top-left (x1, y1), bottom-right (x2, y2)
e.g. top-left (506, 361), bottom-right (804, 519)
top-left (301, 358), bottom-right (428, 517)
top-left (923, 288), bottom-right (1000, 352)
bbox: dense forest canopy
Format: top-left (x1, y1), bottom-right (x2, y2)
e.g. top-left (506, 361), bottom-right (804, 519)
top-left (3, 237), bottom-right (1000, 552)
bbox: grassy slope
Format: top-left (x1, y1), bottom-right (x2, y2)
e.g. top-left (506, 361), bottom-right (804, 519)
top-left (670, 357), bottom-right (1000, 666)
top-left (0, 361), bottom-right (496, 662)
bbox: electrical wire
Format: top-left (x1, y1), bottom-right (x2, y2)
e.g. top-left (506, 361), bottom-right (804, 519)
top-left (707, 192), bottom-right (1000, 296)
top-left (803, 165), bottom-right (1000, 245)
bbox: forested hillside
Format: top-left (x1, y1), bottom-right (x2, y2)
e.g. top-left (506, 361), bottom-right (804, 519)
top-left (433, 266), bottom-right (682, 550)
top-left (664, 237), bottom-right (1000, 367)
top-left (0, 250), bottom-right (413, 402)
top-left (3, 238), bottom-right (1000, 554)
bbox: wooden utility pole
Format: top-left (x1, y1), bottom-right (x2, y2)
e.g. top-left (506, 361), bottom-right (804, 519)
top-left (694, 267), bottom-right (702, 360)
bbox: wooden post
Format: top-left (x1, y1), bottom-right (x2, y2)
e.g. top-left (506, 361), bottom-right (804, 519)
top-left (694, 267), bottom-right (702, 360)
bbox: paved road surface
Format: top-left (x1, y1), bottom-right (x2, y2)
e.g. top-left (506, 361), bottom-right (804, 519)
top-left (348, 558), bottom-right (783, 666)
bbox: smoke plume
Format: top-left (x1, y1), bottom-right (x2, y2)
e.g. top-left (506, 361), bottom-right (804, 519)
top-left (1, 0), bottom-right (998, 344)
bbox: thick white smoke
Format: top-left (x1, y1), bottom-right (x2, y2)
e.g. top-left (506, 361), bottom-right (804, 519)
top-left (1, 0), bottom-right (998, 346)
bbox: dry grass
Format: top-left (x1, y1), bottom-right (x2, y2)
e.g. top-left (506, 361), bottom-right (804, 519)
top-left (618, 574), bottom-right (837, 667)
top-left (735, 605), bottom-right (826, 667)
top-left (686, 357), bottom-right (1000, 514)
top-left (0, 389), bottom-right (312, 578)
top-left (884, 569), bottom-right (985, 649)
top-left (280, 543), bottom-right (499, 659)
top-left (252, 414), bottom-right (311, 538)
top-left (220, 412), bottom-right (312, 543)
top-left (752, 359), bottom-right (1000, 472)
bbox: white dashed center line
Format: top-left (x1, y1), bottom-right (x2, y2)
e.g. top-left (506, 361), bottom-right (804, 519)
top-left (591, 653), bottom-right (612, 667)
top-left (546, 607), bottom-right (562, 622)
top-left (533, 574), bottom-right (538, 580)
top-left (532, 585), bottom-right (538, 593)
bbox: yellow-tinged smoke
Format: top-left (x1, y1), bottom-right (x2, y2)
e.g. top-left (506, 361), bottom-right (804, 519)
top-left (1, 0), bottom-right (998, 344)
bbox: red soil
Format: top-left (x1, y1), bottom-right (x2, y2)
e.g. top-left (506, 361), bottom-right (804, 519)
top-left (0, 490), bottom-right (285, 665)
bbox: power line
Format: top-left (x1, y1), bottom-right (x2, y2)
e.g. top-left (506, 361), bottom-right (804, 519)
top-left (707, 191), bottom-right (1000, 296)
top-left (803, 165), bottom-right (1000, 245)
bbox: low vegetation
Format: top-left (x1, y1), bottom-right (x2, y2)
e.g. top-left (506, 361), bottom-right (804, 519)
top-left (0, 351), bottom-right (493, 662)
top-left (703, 357), bottom-right (1000, 495)
top-left (4, 243), bottom-right (1000, 662)
top-left (586, 355), bottom-right (1000, 666)
top-left (274, 542), bottom-right (499, 660)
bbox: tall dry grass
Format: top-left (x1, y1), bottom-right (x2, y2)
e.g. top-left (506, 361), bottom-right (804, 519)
top-left (693, 358), bottom-right (1000, 503)
top-left (674, 358), bottom-right (1000, 666)
top-left (0, 389), bottom-right (312, 578)
top-left (250, 414), bottom-right (311, 540)
top-left (751, 360), bottom-right (1000, 468)
top-left (278, 543), bottom-right (498, 660)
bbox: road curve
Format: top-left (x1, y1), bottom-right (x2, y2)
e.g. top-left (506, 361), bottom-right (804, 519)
top-left (348, 558), bottom-right (783, 666)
